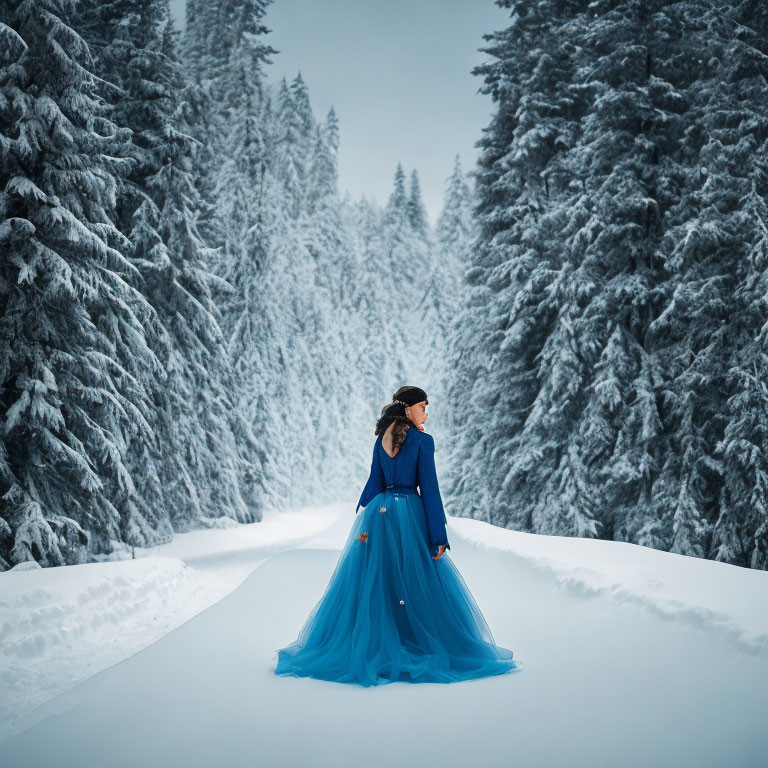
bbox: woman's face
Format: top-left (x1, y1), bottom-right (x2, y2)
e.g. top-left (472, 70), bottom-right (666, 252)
top-left (405, 400), bottom-right (428, 430)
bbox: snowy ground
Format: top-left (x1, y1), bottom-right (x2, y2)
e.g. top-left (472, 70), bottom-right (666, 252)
top-left (0, 504), bottom-right (335, 740)
top-left (1, 504), bottom-right (767, 767)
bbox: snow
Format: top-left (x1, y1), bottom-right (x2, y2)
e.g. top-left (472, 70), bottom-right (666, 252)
top-left (0, 504), bottom-right (335, 742)
top-left (452, 516), bottom-right (768, 654)
top-left (1, 506), bottom-right (767, 767)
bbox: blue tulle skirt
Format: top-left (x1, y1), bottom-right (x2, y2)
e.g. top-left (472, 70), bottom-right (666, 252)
top-left (273, 489), bottom-right (520, 686)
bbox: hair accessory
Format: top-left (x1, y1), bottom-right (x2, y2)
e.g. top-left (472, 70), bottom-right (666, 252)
top-left (378, 386), bottom-right (429, 427)
top-left (391, 387), bottom-right (428, 407)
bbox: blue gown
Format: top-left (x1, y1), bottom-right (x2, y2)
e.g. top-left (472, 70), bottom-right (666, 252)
top-left (273, 427), bottom-right (520, 686)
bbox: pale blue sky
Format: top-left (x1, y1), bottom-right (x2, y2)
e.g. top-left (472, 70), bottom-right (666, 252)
top-left (169, 0), bottom-right (510, 227)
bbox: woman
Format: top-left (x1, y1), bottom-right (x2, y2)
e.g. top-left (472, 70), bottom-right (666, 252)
top-left (273, 385), bottom-right (520, 686)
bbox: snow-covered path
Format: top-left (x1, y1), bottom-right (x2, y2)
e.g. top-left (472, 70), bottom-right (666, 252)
top-left (1, 510), bottom-right (767, 767)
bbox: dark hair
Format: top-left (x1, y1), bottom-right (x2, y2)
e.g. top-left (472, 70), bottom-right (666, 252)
top-left (373, 385), bottom-right (425, 452)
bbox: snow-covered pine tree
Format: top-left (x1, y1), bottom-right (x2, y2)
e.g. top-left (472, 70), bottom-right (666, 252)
top-left (324, 105), bottom-right (339, 169)
top-left (346, 196), bottom-right (401, 396)
top-left (210, 49), bottom-right (270, 334)
top-left (184, 3), bottom-right (346, 517)
top-left (452, 0), bottom-right (768, 568)
top-left (180, 0), bottom-right (233, 256)
top-left (438, 154), bottom-right (489, 502)
top-left (380, 162), bottom-right (435, 374)
top-left (708, 159), bottom-right (768, 570)
top-left (407, 169), bottom-right (428, 237)
top-left (581, 330), bottom-right (665, 543)
top-left (182, 0), bottom-right (277, 274)
top-left (555, 0), bottom-right (692, 543)
top-left (306, 108), bottom-right (338, 214)
top-left (290, 71), bottom-right (315, 144)
top-left (77, 0), bottom-right (262, 527)
top-left (455, 0), bottom-right (594, 533)
top-left (224, 169), bottom-right (292, 514)
top-left (298, 119), bottom-right (376, 500)
top-left (267, 72), bottom-right (316, 220)
top-left (435, 155), bottom-right (476, 335)
top-left (384, 162), bottom-right (408, 225)
top-left (0, 0), bottom-right (159, 568)
top-left (271, 78), bottom-right (303, 219)
top-left (204, 17), bottom-right (281, 512)
top-left (437, 156), bottom-right (475, 263)
top-left (652, 0), bottom-right (768, 564)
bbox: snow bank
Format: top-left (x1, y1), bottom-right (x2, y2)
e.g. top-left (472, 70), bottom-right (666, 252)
top-left (449, 516), bottom-right (768, 655)
top-left (0, 504), bottom-right (338, 743)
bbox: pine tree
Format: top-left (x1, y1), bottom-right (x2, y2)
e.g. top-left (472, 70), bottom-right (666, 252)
top-left (182, 0), bottom-right (277, 247)
top-left (407, 168), bottom-right (428, 236)
top-left (384, 162), bottom-right (408, 224)
top-left (0, 0), bottom-right (158, 567)
top-left (437, 155), bottom-right (474, 259)
top-left (274, 77), bottom-right (303, 218)
top-left (652, 0), bottom-right (768, 563)
top-left (179, 0), bottom-right (228, 253)
top-left (710, 180), bottom-right (768, 568)
top-left (80, 0), bottom-right (262, 527)
top-left (306, 115), bottom-right (338, 213)
top-left (459, 0), bottom-right (591, 534)
top-left (452, 0), bottom-right (768, 568)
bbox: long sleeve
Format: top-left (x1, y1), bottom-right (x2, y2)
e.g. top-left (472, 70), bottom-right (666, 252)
top-left (417, 434), bottom-right (451, 556)
top-left (356, 438), bottom-right (385, 513)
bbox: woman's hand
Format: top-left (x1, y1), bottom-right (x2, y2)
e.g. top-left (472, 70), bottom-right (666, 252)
top-left (432, 544), bottom-right (446, 560)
